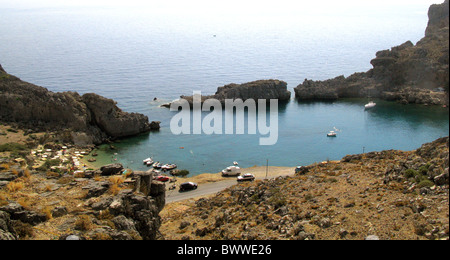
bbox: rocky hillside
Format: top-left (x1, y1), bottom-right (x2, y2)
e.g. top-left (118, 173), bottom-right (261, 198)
top-left (294, 0), bottom-right (449, 105)
top-left (0, 161), bottom-right (165, 240)
top-left (161, 137), bottom-right (449, 240)
top-left (0, 65), bottom-right (159, 145)
top-left (177, 80), bottom-right (291, 107)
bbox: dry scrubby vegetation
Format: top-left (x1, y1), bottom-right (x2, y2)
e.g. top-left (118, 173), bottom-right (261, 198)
top-left (0, 160), bottom-right (142, 240)
top-left (161, 138), bottom-right (449, 240)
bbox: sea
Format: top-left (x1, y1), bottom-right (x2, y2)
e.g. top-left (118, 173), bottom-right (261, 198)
top-left (0, 2), bottom-right (448, 175)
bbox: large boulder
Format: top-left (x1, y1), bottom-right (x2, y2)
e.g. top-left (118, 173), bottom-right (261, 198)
top-left (0, 203), bottom-right (47, 226)
top-left (106, 189), bottom-right (163, 240)
top-left (100, 163), bottom-right (124, 176)
top-left (0, 211), bottom-right (17, 240)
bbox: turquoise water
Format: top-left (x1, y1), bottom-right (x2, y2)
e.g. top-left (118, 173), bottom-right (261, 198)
top-left (89, 99), bottom-right (448, 175)
top-left (0, 4), bottom-right (448, 175)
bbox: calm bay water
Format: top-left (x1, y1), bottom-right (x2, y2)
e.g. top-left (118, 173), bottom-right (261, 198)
top-left (87, 99), bottom-right (448, 175)
top-left (0, 4), bottom-right (448, 175)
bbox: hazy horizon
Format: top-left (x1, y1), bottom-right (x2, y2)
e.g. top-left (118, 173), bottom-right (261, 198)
top-left (0, 0), bottom-right (441, 16)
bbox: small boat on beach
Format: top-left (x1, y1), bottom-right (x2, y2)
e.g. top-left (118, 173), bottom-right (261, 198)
top-left (365, 101), bottom-right (376, 110)
top-left (143, 157), bottom-right (154, 166)
top-left (153, 162), bottom-right (162, 169)
top-left (161, 164), bottom-right (177, 171)
top-left (327, 131), bottom-right (337, 137)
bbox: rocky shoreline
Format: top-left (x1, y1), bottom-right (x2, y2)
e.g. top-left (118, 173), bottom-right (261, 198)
top-left (294, 0), bottom-right (449, 106)
top-left (166, 1), bottom-right (449, 108)
top-left (0, 64), bottom-right (160, 146)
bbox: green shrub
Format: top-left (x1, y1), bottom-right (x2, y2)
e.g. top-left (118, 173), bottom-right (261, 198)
top-left (268, 187), bottom-right (287, 209)
top-left (418, 165), bottom-right (429, 175)
top-left (415, 174), bottom-right (429, 184)
top-left (404, 169), bottom-right (419, 179)
top-left (177, 169), bottom-right (190, 177)
top-left (0, 143), bottom-right (28, 153)
top-left (0, 73), bottom-right (10, 80)
top-left (417, 180), bottom-right (434, 189)
top-left (37, 159), bottom-right (61, 171)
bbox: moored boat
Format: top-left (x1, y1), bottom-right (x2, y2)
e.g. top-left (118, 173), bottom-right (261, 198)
top-left (365, 101), bottom-right (376, 110)
top-left (143, 157), bottom-right (154, 166)
top-left (327, 131), bottom-right (337, 137)
top-left (161, 164), bottom-right (177, 171)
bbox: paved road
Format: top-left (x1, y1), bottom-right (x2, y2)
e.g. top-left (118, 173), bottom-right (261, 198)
top-left (165, 173), bottom-right (294, 204)
top-left (165, 179), bottom-right (237, 204)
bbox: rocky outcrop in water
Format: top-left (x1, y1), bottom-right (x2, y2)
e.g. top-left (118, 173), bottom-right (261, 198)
top-left (178, 79), bottom-right (291, 107)
top-left (0, 65), bottom-right (158, 145)
top-left (294, 0), bottom-right (449, 105)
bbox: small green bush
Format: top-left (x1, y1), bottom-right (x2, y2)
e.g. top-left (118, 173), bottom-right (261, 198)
top-left (177, 169), bottom-right (190, 177)
top-left (417, 180), bottom-right (434, 189)
top-left (0, 73), bottom-right (10, 80)
top-left (268, 187), bottom-right (287, 209)
top-left (0, 143), bottom-right (28, 153)
top-left (37, 159), bottom-right (61, 172)
top-left (404, 169), bottom-right (419, 179)
top-left (415, 174), bottom-right (429, 184)
top-left (418, 165), bottom-right (429, 175)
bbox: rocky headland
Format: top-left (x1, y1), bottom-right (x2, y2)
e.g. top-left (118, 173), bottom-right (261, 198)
top-left (173, 79), bottom-right (291, 107)
top-left (0, 65), bottom-right (160, 146)
top-left (294, 0), bottom-right (449, 105)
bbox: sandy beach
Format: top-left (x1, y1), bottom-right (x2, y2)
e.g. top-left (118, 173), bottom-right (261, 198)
top-left (172, 165), bottom-right (296, 185)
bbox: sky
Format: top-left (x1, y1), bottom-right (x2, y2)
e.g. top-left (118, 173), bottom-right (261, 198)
top-left (0, 0), bottom-right (441, 13)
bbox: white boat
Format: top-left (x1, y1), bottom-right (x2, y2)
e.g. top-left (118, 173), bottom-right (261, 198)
top-left (327, 131), bottom-right (337, 137)
top-left (161, 164), bottom-right (177, 171)
top-left (153, 162), bottom-right (162, 169)
top-left (365, 101), bottom-right (376, 110)
top-left (143, 157), bottom-right (154, 165)
top-left (233, 161), bottom-right (239, 166)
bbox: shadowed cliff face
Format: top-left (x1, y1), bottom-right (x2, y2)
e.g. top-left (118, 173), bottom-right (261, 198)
top-left (179, 79), bottom-right (292, 107)
top-left (0, 66), bottom-right (154, 145)
top-left (294, 0), bottom-right (449, 105)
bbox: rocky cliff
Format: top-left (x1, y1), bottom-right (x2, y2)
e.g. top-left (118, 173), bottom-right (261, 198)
top-left (178, 79), bottom-right (291, 107)
top-left (294, 0), bottom-right (449, 105)
top-left (0, 65), bottom-right (158, 145)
